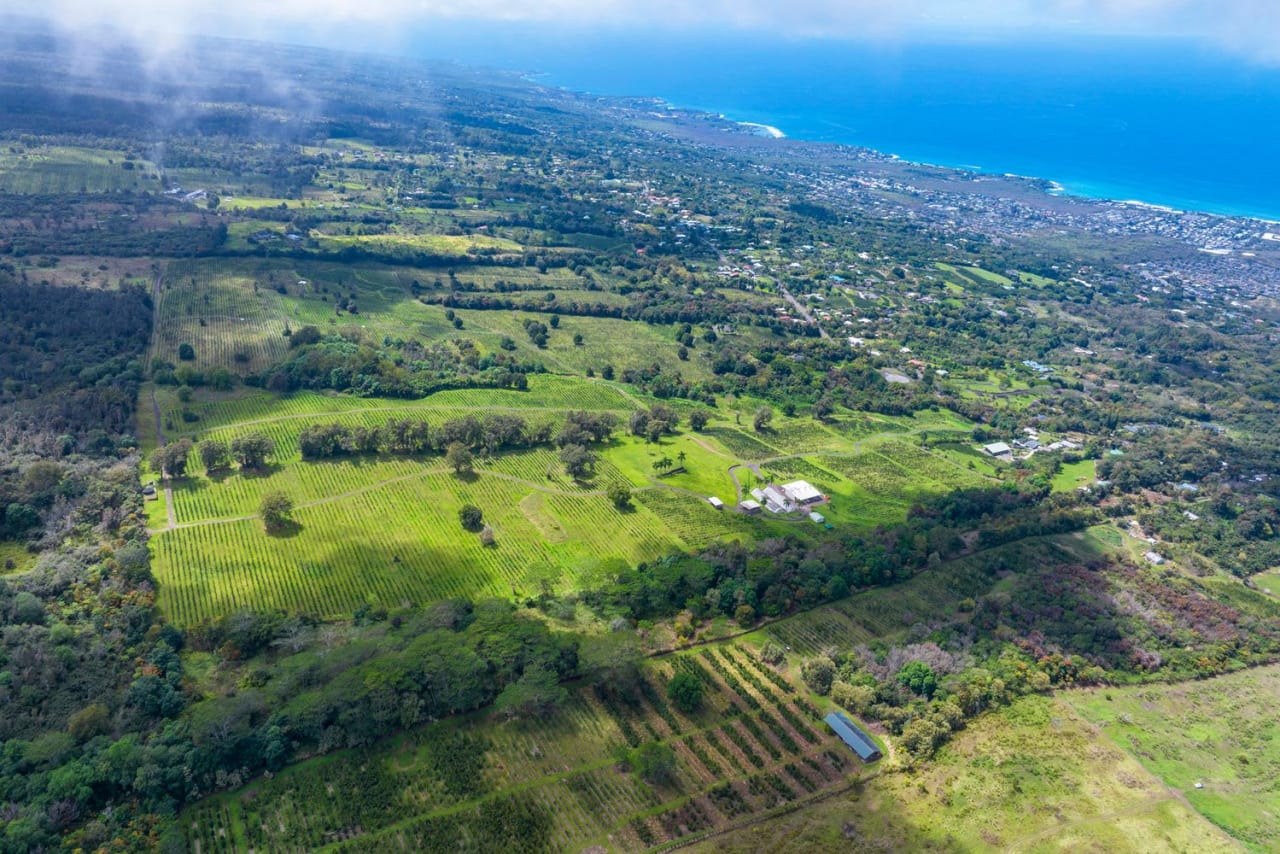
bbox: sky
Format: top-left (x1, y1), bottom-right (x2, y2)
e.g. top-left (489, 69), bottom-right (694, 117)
top-left (6, 0), bottom-right (1280, 64)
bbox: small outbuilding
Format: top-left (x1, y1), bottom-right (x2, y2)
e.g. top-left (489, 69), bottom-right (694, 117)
top-left (824, 711), bottom-right (882, 762)
top-left (808, 511), bottom-right (826, 524)
top-left (707, 496), bottom-right (724, 510)
top-left (982, 442), bottom-right (1013, 458)
top-left (739, 499), bottom-right (762, 514)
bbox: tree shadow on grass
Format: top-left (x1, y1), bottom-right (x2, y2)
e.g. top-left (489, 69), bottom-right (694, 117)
top-left (265, 519), bottom-right (303, 538)
top-left (241, 463), bottom-right (283, 479)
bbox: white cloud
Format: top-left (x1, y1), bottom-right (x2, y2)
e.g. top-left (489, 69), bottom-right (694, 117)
top-left (8, 0), bottom-right (1280, 63)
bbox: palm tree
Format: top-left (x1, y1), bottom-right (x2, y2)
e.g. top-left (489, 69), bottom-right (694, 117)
top-left (676, 450), bottom-right (687, 469)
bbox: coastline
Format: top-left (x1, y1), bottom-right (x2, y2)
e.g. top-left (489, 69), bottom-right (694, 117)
top-left (736, 121), bottom-right (786, 139)
top-left (714, 110), bottom-right (1280, 223)
top-left (510, 58), bottom-right (1280, 225)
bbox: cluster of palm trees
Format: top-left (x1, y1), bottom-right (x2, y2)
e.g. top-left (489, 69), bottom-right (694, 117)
top-left (652, 451), bottom-right (688, 474)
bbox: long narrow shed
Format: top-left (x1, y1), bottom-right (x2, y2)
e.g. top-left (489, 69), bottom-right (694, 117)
top-left (824, 711), bottom-right (882, 762)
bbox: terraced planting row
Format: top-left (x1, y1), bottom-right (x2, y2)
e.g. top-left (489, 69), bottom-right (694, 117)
top-left (702, 426), bottom-right (780, 460)
top-left (757, 420), bottom-right (847, 454)
top-left (874, 440), bottom-right (989, 490)
top-left (184, 644), bottom-right (853, 853)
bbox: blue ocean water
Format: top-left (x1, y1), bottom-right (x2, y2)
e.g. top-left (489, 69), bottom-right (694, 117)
top-left (409, 28), bottom-right (1280, 221)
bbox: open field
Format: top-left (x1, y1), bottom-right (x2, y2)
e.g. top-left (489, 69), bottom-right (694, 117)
top-left (181, 643), bottom-right (859, 853)
top-left (0, 146), bottom-right (160, 193)
top-left (690, 693), bottom-right (1240, 854)
top-left (1053, 458), bottom-right (1098, 493)
top-left (0, 541), bottom-right (37, 575)
top-left (1067, 665), bottom-right (1280, 851)
top-left (153, 257), bottom-right (717, 380)
top-left (146, 378), bottom-right (994, 624)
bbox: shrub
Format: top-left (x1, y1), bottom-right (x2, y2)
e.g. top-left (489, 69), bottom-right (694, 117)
top-left (801, 657), bottom-right (836, 695)
top-left (668, 671), bottom-right (704, 713)
top-left (631, 741), bottom-right (676, 784)
top-left (259, 491), bottom-right (294, 532)
top-left (608, 483), bottom-right (632, 509)
top-left (759, 641), bottom-right (786, 666)
top-left (831, 681), bottom-right (876, 714)
top-left (896, 661), bottom-right (938, 698)
top-left (459, 504), bottom-right (484, 531)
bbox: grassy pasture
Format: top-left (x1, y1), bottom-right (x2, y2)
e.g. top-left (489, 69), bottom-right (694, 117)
top-left (1067, 666), bottom-right (1280, 851)
top-left (693, 693), bottom-right (1239, 853)
top-left (1052, 458), bottom-right (1097, 493)
top-left (446, 304), bottom-right (719, 381)
top-left (151, 375), bottom-right (638, 450)
top-left (13, 256), bottom-right (154, 291)
top-left (154, 257), bottom-right (717, 383)
top-left (0, 542), bottom-right (37, 575)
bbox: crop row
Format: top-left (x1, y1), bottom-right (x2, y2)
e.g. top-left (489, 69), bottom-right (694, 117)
top-left (722, 647), bottom-right (819, 743)
top-left (185, 651), bottom-right (850, 854)
top-left (634, 488), bottom-right (756, 548)
top-left (154, 465), bottom-right (689, 624)
top-left (165, 378), bottom-right (633, 447)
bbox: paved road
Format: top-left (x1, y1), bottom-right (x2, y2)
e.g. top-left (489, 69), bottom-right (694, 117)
top-left (778, 283), bottom-right (830, 339)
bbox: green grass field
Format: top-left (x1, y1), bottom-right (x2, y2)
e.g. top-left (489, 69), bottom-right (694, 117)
top-left (0, 542), bottom-right (36, 575)
top-left (145, 381), bottom-right (994, 625)
top-left (153, 257), bottom-right (718, 381)
top-left (1052, 458), bottom-right (1097, 493)
top-left (1067, 666), bottom-right (1280, 851)
top-left (692, 693), bottom-right (1240, 853)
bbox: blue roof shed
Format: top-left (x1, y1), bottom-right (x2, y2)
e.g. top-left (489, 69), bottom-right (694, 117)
top-left (824, 711), bottom-right (882, 762)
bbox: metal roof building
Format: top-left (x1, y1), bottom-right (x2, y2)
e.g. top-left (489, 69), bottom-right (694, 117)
top-left (824, 711), bottom-right (882, 762)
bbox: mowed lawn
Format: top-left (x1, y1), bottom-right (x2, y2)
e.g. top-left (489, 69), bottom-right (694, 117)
top-left (1067, 666), bottom-right (1280, 852)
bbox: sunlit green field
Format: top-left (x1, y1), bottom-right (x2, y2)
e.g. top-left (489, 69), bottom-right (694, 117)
top-left (694, 693), bottom-right (1240, 854)
top-left (1068, 665), bottom-right (1280, 852)
top-left (145, 378), bottom-right (991, 625)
